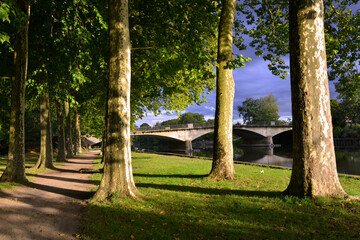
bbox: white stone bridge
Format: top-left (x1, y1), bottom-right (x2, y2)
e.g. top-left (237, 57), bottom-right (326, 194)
top-left (131, 124), bottom-right (292, 152)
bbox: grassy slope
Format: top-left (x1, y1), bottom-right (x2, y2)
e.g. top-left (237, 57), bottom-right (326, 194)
top-left (85, 153), bottom-right (360, 240)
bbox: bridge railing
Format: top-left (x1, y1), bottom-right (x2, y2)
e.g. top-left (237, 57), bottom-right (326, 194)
top-left (135, 122), bottom-right (292, 131)
top-left (135, 123), bottom-right (215, 131)
top-left (234, 122), bottom-right (292, 127)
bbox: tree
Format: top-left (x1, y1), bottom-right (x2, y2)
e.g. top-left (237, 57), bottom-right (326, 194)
top-left (335, 74), bottom-right (360, 124)
top-left (92, 0), bottom-right (138, 200)
top-left (140, 123), bottom-right (151, 129)
top-left (74, 107), bottom-right (82, 155)
top-left (1, 0), bottom-right (30, 182)
top-left (330, 99), bottom-right (346, 128)
top-left (238, 94), bottom-right (280, 124)
top-left (129, 0), bottom-right (220, 120)
top-left (64, 99), bottom-right (73, 158)
top-left (33, 90), bottom-right (54, 169)
top-left (209, 0), bottom-right (236, 180)
top-left (56, 101), bottom-right (66, 161)
top-left (238, 98), bottom-right (260, 124)
top-left (236, 0), bottom-right (360, 81)
top-left (284, 0), bottom-right (347, 198)
top-left (179, 112), bottom-right (206, 125)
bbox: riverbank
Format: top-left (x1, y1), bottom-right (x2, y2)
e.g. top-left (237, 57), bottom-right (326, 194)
top-left (85, 152), bottom-right (360, 240)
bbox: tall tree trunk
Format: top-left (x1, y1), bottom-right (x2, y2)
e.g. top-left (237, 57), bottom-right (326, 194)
top-left (100, 117), bottom-right (106, 164)
top-left (56, 101), bottom-right (66, 161)
top-left (209, 0), bottom-right (236, 180)
top-left (74, 107), bottom-right (82, 155)
top-left (64, 99), bottom-right (73, 158)
top-left (33, 91), bottom-right (54, 169)
top-left (92, 0), bottom-right (138, 201)
top-left (0, 0), bottom-right (30, 182)
top-left (284, 0), bottom-right (347, 198)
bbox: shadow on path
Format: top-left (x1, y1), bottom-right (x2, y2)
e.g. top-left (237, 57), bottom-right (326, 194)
top-left (24, 181), bottom-right (94, 200)
top-left (26, 174), bottom-right (98, 185)
top-left (0, 150), bottom-right (99, 240)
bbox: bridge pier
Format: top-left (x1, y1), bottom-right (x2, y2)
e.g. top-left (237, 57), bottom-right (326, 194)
top-left (266, 136), bottom-right (274, 147)
top-left (241, 136), bottom-right (274, 148)
top-left (185, 140), bottom-right (193, 155)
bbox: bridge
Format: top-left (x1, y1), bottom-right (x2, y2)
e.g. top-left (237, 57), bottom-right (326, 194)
top-left (131, 124), bottom-right (292, 153)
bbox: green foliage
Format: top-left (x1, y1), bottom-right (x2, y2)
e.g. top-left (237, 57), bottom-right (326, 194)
top-left (235, 0), bottom-right (360, 82)
top-left (129, 0), bottom-right (219, 120)
top-left (139, 123), bottom-right (151, 129)
top-left (330, 99), bottom-right (346, 128)
top-left (85, 153), bottom-right (360, 240)
top-left (155, 112), bottom-right (211, 127)
top-left (341, 124), bottom-right (360, 138)
top-left (238, 94), bottom-right (280, 124)
top-left (179, 112), bottom-right (206, 124)
top-left (330, 99), bottom-right (360, 138)
top-left (0, 77), bottom-right (11, 152)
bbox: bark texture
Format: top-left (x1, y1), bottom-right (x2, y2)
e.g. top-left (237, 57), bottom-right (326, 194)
top-left (285, 0), bottom-right (347, 198)
top-left (0, 0), bottom-right (30, 182)
top-left (33, 92), bottom-right (54, 169)
top-left (209, 0), bottom-right (236, 180)
top-left (64, 100), bottom-right (73, 158)
top-left (73, 107), bottom-right (82, 155)
top-left (56, 101), bottom-right (66, 162)
top-left (92, 0), bottom-right (138, 201)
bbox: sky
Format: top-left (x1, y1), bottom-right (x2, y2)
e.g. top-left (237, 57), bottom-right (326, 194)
top-left (135, 52), bottom-right (337, 127)
top-left (135, 4), bottom-right (359, 127)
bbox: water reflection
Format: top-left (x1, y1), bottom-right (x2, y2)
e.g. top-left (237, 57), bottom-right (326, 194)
top-left (194, 146), bottom-right (360, 176)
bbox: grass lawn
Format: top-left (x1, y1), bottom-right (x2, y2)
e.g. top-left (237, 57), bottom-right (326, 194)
top-left (85, 153), bottom-right (360, 240)
top-left (0, 152), bottom-right (61, 190)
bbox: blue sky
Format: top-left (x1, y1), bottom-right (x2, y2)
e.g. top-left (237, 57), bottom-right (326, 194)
top-left (135, 4), bottom-right (358, 127)
top-left (135, 52), bottom-right (338, 127)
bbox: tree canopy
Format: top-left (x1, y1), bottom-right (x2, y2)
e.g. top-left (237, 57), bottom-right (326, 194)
top-left (238, 94), bottom-right (280, 124)
top-left (155, 112), bottom-right (210, 127)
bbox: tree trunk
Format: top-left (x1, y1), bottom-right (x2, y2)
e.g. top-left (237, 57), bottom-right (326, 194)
top-left (284, 0), bottom-right (347, 198)
top-left (92, 0), bottom-right (138, 201)
top-left (100, 117), bottom-right (106, 164)
top-left (56, 101), bottom-right (66, 162)
top-left (33, 91), bottom-right (54, 169)
top-left (209, 0), bottom-right (236, 180)
top-left (64, 99), bottom-right (73, 158)
top-left (0, 0), bottom-right (30, 182)
top-left (74, 107), bottom-right (82, 155)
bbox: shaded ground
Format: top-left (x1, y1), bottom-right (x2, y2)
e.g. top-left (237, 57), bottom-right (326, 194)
top-left (0, 150), bottom-right (99, 240)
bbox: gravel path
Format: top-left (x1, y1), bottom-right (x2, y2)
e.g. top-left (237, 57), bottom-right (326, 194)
top-left (0, 150), bottom-right (99, 240)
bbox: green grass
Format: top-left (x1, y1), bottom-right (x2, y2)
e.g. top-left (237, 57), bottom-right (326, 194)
top-left (85, 153), bottom-right (360, 240)
top-left (0, 153), bottom-right (63, 190)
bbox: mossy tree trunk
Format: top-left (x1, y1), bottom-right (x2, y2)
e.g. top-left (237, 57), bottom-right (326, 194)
top-left (0, 0), bottom-right (30, 182)
top-left (33, 91), bottom-right (54, 169)
top-left (209, 0), bottom-right (236, 180)
top-left (284, 0), bottom-right (347, 198)
top-left (74, 107), bottom-right (82, 155)
top-left (92, 0), bottom-right (138, 201)
top-left (64, 99), bottom-right (73, 158)
top-left (56, 101), bottom-right (66, 162)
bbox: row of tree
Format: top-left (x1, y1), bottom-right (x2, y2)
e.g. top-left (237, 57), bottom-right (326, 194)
top-left (0, 0), bottom-right (359, 200)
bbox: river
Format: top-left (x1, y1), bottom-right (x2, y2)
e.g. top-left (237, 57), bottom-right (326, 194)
top-left (193, 145), bottom-right (360, 176)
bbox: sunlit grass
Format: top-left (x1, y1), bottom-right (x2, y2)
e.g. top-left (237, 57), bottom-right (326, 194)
top-left (85, 153), bottom-right (360, 240)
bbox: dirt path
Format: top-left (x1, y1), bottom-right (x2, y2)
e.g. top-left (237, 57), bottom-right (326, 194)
top-left (0, 150), bottom-right (99, 240)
